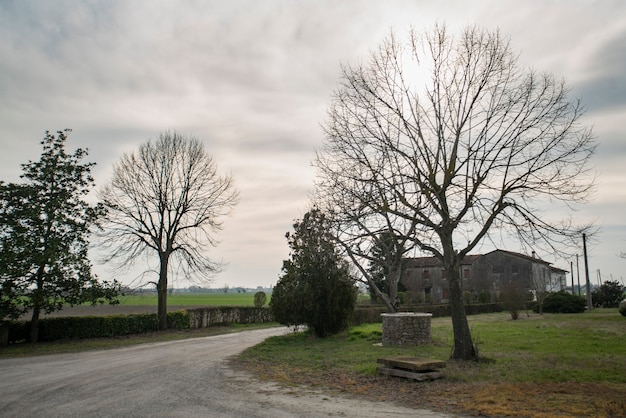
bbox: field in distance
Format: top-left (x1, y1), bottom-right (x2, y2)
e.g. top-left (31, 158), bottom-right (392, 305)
top-left (117, 292), bottom-right (262, 307)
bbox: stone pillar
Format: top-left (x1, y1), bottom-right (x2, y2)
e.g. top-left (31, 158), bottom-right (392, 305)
top-left (381, 313), bottom-right (432, 346)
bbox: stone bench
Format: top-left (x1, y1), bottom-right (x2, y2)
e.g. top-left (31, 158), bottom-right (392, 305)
top-left (377, 356), bottom-right (446, 381)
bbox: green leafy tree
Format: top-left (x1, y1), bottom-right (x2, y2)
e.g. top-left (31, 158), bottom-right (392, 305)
top-left (98, 132), bottom-right (238, 330)
top-left (592, 280), bottom-right (625, 308)
top-left (0, 130), bottom-right (120, 342)
top-left (1, 183), bottom-right (32, 323)
top-left (270, 208), bottom-right (357, 338)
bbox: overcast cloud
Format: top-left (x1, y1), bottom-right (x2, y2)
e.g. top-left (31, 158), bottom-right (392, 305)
top-left (1, 0), bottom-right (625, 289)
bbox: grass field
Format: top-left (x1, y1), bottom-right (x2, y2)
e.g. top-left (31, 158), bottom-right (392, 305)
top-left (116, 292), bottom-right (259, 306)
top-left (235, 310), bottom-right (626, 417)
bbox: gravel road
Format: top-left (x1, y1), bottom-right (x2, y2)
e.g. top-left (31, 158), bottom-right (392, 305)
top-left (0, 327), bottom-right (456, 417)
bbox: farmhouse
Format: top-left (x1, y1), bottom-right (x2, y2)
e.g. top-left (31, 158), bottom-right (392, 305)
top-left (400, 249), bottom-right (568, 304)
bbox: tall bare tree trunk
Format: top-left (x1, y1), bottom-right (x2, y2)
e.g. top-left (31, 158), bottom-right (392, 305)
top-left (443, 238), bottom-right (477, 360)
top-left (447, 269), bottom-right (476, 360)
top-left (157, 253), bottom-right (169, 330)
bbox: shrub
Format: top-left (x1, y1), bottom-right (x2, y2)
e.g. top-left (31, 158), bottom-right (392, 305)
top-left (253, 291), bottom-right (267, 307)
top-left (477, 291), bottom-right (491, 304)
top-left (463, 291), bottom-right (473, 305)
top-left (500, 282), bottom-right (528, 320)
top-left (619, 300), bottom-right (626, 317)
top-left (8, 311), bottom-right (190, 344)
top-left (540, 291), bottom-right (587, 313)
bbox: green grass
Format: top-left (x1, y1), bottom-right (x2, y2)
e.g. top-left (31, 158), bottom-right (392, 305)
top-left (116, 292), bottom-right (258, 306)
top-left (235, 310), bottom-right (626, 417)
top-left (239, 310), bottom-right (626, 384)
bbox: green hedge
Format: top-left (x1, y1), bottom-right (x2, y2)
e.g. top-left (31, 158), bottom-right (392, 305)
top-left (8, 311), bottom-right (189, 344)
top-left (351, 303), bottom-right (503, 325)
top-left (534, 292), bottom-right (587, 313)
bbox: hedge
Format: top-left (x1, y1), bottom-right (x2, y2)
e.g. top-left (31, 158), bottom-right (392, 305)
top-left (5, 304), bottom-right (501, 344)
top-left (7, 311), bottom-right (190, 344)
top-left (6, 307), bottom-right (274, 344)
top-left (351, 303), bottom-right (503, 325)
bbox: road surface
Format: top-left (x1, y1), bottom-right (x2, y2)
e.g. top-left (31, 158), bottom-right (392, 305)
top-left (0, 327), bottom-right (457, 417)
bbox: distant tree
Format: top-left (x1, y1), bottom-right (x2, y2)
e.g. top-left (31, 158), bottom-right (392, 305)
top-left (530, 263), bottom-right (557, 315)
top-left (314, 25), bottom-right (596, 359)
top-left (592, 280), bottom-right (624, 308)
top-left (0, 130), bottom-right (120, 342)
top-left (270, 208), bottom-right (357, 337)
top-left (253, 291), bottom-right (267, 308)
top-left (98, 132), bottom-right (239, 330)
top-left (366, 231), bottom-right (409, 308)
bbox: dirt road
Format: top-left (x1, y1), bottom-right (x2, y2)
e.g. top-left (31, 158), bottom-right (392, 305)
top-left (0, 327), bottom-right (457, 417)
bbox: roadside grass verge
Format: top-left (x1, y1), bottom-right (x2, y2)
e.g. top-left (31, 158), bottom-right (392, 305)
top-left (233, 310), bottom-right (626, 417)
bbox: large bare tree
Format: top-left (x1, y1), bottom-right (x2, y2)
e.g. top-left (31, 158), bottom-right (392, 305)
top-left (98, 132), bottom-right (238, 330)
top-left (314, 25), bottom-right (596, 360)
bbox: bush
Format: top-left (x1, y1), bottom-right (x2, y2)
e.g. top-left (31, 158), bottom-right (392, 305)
top-left (477, 291), bottom-right (491, 304)
top-left (8, 311), bottom-right (190, 344)
top-left (350, 303), bottom-right (502, 325)
top-left (539, 291), bottom-right (587, 313)
top-left (397, 291), bottom-right (405, 305)
top-left (463, 291), bottom-right (473, 305)
top-left (619, 300), bottom-right (626, 317)
top-left (253, 291), bottom-right (267, 307)
top-left (500, 282), bottom-right (528, 320)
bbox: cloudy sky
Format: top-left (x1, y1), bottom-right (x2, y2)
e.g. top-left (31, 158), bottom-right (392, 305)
top-left (1, 0), bottom-right (625, 289)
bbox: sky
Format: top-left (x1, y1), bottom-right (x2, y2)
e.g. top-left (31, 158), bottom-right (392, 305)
top-left (1, 0), bottom-right (625, 290)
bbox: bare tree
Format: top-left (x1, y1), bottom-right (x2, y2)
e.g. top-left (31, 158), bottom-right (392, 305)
top-left (98, 132), bottom-right (238, 330)
top-left (313, 25), bottom-right (595, 360)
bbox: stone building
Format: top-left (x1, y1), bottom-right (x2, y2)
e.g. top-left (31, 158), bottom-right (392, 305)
top-left (400, 249), bottom-right (568, 303)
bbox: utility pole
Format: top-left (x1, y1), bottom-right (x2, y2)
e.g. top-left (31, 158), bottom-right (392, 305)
top-left (570, 261), bottom-right (575, 295)
top-left (576, 254), bottom-right (581, 296)
top-left (583, 233), bottom-right (592, 310)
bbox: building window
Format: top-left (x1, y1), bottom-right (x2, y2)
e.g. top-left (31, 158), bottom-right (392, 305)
top-left (463, 268), bottom-right (470, 279)
top-left (441, 269), bottom-right (447, 279)
top-left (422, 270), bottom-right (430, 279)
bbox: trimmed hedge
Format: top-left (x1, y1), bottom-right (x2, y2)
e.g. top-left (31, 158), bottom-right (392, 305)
top-left (6, 307), bottom-right (274, 344)
top-left (7, 311), bottom-right (189, 344)
top-left (536, 292), bottom-right (587, 313)
top-left (351, 303), bottom-right (502, 325)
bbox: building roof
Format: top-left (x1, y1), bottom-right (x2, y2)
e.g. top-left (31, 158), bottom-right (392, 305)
top-left (405, 249), bottom-right (568, 273)
top-left (484, 249), bottom-right (552, 266)
top-left (405, 254), bottom-right (482, 269)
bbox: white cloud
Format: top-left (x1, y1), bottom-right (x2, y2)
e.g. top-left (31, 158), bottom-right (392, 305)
top-left (1, 0), bottom-right (625, 287)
